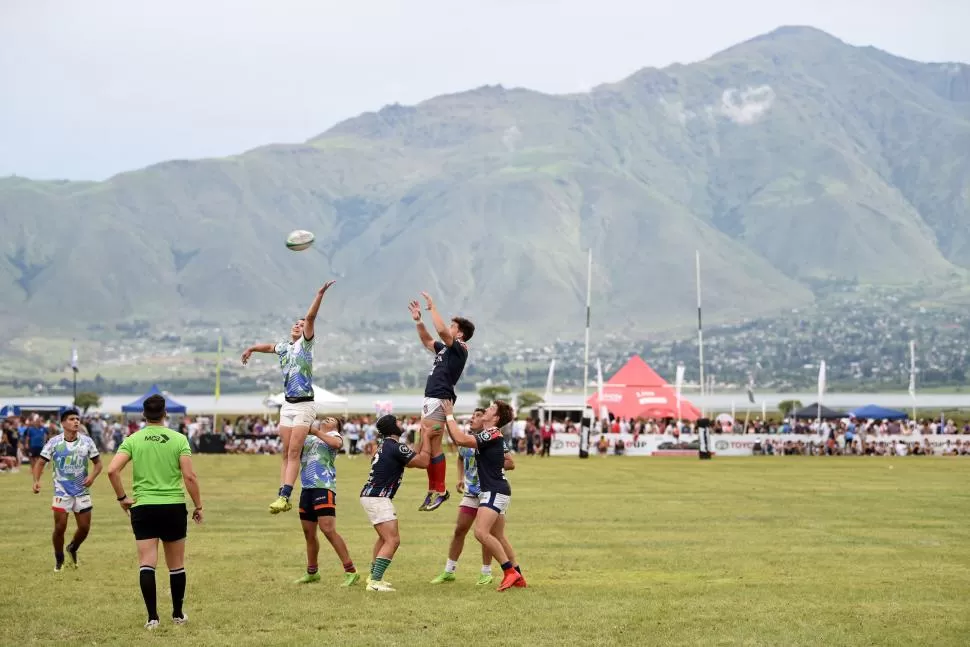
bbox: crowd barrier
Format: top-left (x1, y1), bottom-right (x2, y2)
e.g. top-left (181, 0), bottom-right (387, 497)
top-left (550, 433), bottom-right (968, 457)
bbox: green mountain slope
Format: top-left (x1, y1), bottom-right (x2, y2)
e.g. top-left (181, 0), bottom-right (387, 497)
top-left (1, 26), bottom-right (967, 341)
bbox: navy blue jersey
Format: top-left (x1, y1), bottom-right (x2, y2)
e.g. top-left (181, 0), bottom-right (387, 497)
top-left (475, 427), bottom-right (511, 496)
top-left (424, 340), bottom-right (468, 402)
top-left (360, 438), bottom-right (416, 499)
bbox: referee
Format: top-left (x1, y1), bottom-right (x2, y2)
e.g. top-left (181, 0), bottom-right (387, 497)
top-left (107, 394), bottom-right (203, 630)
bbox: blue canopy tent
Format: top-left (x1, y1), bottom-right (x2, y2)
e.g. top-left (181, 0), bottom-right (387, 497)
top-left (848, 404), bottom-right (908, 420)
top-left (0, 405), bottom-right (21, 417)
top-left (121, 385), bottom-right (188, 415)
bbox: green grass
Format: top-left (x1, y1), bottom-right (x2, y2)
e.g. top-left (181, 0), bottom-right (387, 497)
top-left (2, 457), bottom-right (969, 646)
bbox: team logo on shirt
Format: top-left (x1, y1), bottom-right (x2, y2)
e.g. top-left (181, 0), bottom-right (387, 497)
top-left (399, 444), bottom-right (413, 456)
top-left (477, 431), bottom-right (494, 442)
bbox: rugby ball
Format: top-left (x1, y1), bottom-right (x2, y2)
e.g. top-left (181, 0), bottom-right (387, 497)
top-left (286, 230), bottom-right (315, 252)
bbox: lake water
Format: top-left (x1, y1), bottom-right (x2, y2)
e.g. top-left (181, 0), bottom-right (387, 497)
top-left (4, 391), bottom-right (969, 416)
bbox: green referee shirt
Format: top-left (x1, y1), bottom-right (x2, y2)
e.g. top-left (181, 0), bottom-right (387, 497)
top-left (117, 425), bottom-right (192, 506)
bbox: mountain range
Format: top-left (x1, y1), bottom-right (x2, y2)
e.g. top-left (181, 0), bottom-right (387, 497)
top-left (2, 26), bottom-right (969, 342)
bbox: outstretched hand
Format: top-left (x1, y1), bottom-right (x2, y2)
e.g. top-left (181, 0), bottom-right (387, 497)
top-left (318, 280), bottom-right (337, 295)
top-left (241, 348), bottom-right (253, 365)
top-left (408, 300), bottom-right (422, 322)
top-left (421, 292), bottom-right (434, 311)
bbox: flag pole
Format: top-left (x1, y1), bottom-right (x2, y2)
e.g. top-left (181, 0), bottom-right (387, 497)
top-left (71, 341), bottom-right (79, 406)
top-left (214, 335), bottom-right (223, 437)
top-left (695, 251), bottom-right (705, 417)
top-left (580, 248), bottom-right (592, 459)
top-left (909, 340), bottom-right (916, 422)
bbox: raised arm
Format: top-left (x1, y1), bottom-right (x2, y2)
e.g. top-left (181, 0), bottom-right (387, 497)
top-left (409, 300), bottom-right (437, 352)
top-left (421, 292), bottom-right (453, 346)
top-left (302, 280), bottom-right (336, 341)
top-left (441, 401), bottom-right (476, 448)
top-left (241, 343), bottom-right (277, 365)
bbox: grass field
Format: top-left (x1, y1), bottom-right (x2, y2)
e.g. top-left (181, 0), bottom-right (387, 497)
top-left (2, 456), bottom-right (969, 646)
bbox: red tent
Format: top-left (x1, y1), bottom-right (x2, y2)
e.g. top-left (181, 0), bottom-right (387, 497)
top-left (587, 356), bottom-right (700, 420)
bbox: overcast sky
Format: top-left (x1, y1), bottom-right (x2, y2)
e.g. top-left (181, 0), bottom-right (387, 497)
top-left (1, 0), bottom-right (966, 181)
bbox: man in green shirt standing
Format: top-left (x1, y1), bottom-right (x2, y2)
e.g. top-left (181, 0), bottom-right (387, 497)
top-left (107, 394), bottom-right (203, 631)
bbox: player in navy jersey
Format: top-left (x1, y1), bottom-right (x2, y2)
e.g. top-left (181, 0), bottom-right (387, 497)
top-left (429, 407), bottom-right (516, 586)
top-left (358, 414), bottom-right (436, 592)
top-left (409, 292), bottom-right (474, 512)
top-left (440, 399), bottom-right (525, 591)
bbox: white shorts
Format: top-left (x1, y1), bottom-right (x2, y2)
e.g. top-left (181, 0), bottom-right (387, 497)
top-left (421, 397), bottom-right (447, 422)
top-left (360, 496), bottom-right (397, 525)
top-left (52, 494), bottom-right (93, 513)
top-left (459, 493), bottom-right (480, 511)
top-left (280, 401), bottom-right (317, 428)
top-left (478, 491), bottom-right (510, 515)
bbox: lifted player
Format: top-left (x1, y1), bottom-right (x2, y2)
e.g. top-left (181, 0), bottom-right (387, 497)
top-left (440, 399), bottom-right (525, 591)
top-left (241, 279), bottom-right (335, 514)
top-left (409, 292), bottom-right (474, 512)
top-left (294, 416), bottom-right (359, 587)
top-left (430, 407), bottom-right (515, 585)
top-left (359, 415), bottom-right (435, 592)
top-left (32, 408), bottom-right (102, 572)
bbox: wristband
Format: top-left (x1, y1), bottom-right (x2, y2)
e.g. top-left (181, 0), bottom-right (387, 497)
top-left (445, 415), bottom-right (455, 422)
top-left (117, 493), bottom-right (127, 501)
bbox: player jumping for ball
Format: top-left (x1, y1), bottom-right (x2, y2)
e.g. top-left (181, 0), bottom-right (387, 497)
top-left (241, 279), bottom-right (336, 514)
top-left (440, 399), bottom-right (525, 591)
top-left (409, 292), bottom-right (474, 512)
top-left (294, 416), bottom-right (360, 587)
top-left (429, 406), bottom-right (516, 586)
top-left (32, 408), bottom-right (102, 572)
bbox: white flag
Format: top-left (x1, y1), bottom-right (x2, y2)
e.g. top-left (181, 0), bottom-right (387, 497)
top-left (817, 360), bottom-right (826, 401)
top-left (908, 341), bottom-right (916, 400)
top-left (71, 345), bottom-right (79, 373)
top-left (543, 359), bottom-right (556, 401)
top-left (596, 359), bottom-right (608, 421)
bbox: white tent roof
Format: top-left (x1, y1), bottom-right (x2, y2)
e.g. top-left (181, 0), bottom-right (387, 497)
top-left (264, 384), bottom-right (348, 408)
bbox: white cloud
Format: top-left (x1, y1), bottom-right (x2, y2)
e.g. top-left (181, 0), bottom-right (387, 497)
top-left (717, 85), bottom-right (776, 124)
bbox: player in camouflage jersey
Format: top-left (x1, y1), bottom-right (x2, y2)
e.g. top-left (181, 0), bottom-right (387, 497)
top-left (32, 408), bottom-right (102, 572)
top-left (429, 407), bottom-right (516, 586)
top-left (294, 416), bottom-right (359, 587)
top-left (241, 279), bottom-right (336, 514)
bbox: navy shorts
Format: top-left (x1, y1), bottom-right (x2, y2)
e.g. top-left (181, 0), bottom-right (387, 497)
top-left (299, 488), bottom-right (336, 521)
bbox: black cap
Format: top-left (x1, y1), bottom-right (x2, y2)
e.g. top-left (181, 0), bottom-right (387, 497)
top-left (696, 418), bottom-right (712, 428)
top-left (376, 414), bottom-right (400, 437)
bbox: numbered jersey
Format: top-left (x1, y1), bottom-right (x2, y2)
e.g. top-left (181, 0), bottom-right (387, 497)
top-left (40, 434), bottom-right (100, 497)
top-left (424, 340), bottom-right (468, 402)
top-left (474, 427), bottom-right (510, 496)
top-left (360, 438), bottom-right (416, 499)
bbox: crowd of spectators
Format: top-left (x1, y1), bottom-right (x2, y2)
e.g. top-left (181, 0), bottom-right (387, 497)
top-left (4, 409), bottom-right (968, 472)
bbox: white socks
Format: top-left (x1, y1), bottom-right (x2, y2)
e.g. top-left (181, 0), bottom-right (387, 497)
top-left (481, 565), bottom-right (492, 575)
top-left (445, 559), bottom-right (458, 574)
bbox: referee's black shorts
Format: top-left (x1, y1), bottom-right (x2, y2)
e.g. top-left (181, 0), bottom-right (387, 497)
top-left (130, 503), bottom-right (188, 542)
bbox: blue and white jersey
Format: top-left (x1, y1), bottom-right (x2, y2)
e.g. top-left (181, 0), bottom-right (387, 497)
top-left (40, 434), bottom-right (100, 497)
top-left (274, 336), bottom-right (314, 399)
top-left (459, 446), bottom-right (480, 496)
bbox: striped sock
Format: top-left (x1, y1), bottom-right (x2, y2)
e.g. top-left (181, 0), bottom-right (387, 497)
top-left (307, 565), bottom-right (319, 575)
top-left (371, 557), bottom-right (392, 582)
top-left (343, 561), bottom-right (356, 574)
top-left (169, 568), bottom-right (186, 619)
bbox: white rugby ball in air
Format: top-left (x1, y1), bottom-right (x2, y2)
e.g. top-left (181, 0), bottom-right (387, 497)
top-left (286, 229), bottom-right (315, 252)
